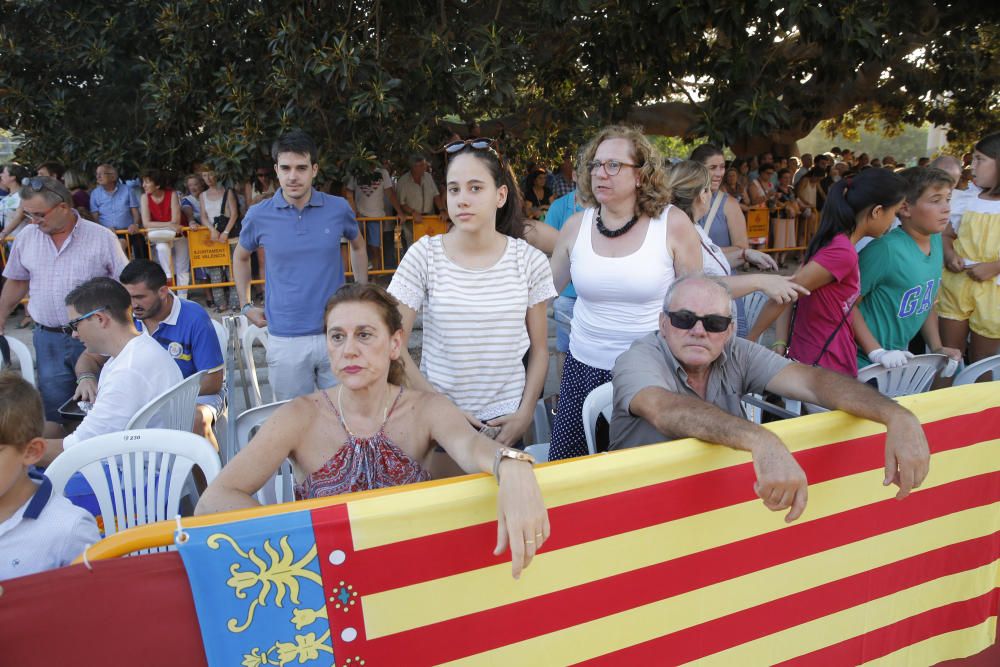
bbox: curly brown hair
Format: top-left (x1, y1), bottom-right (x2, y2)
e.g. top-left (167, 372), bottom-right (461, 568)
top-left (575, 125), bottom-right (672, 219)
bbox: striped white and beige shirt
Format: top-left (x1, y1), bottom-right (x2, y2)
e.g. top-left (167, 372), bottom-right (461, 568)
top-left (389, 234), bottom-right (557, 421)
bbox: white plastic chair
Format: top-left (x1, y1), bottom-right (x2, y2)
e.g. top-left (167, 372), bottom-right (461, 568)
top-left (126, 370), bottom-right (205, 431)
top-left (241, 320), bottom-right (271, 407)
top-left (742, 290), bottom-right (769, 336)
top-left (45, 429), bottom-right (222, 544)
top-left (582, 382), bottom-right (614, 456)
top-left (232, 400), bottom-right (293, 505)
top-left (209, 319), bottom-right (230, 458)
top-left (952, 354), bottom-right (1000, 385)
top-left (2, 335), bottom-right (35, 386)
top-left (856, 353), bottom-right (949, 398)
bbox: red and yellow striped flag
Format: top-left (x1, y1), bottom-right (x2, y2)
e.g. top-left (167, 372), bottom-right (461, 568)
top-left (313, 383), bottom-right (1000, 666)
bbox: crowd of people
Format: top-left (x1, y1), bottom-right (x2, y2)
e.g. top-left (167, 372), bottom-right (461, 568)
top-left (0, 125), bottom-right (997, 583)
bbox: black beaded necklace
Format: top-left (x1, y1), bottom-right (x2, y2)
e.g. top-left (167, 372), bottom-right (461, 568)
top-left (595, 207), bottom-right (640, 238)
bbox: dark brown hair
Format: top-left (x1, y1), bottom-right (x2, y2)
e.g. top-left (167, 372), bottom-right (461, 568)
top-left (324, 283), bottom-right (406, 386)
top-left (0, 373), bottom-right (44, 449)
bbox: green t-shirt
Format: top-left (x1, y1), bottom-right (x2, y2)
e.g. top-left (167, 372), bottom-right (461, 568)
top-left (856, 227), bottom-right (943, 368)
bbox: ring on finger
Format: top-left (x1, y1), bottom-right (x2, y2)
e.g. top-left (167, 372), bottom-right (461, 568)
top-left (525, 539), bottom-right (535, 544)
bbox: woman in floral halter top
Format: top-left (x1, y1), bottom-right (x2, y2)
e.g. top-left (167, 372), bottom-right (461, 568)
top-left (197, 283), bottom-right (549, 578)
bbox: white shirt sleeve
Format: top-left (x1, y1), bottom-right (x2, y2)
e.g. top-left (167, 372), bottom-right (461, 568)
top-left (63, 367), bottom-right (149, 448)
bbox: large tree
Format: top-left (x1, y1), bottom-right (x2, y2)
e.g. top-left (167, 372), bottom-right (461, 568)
top-left (1, 1), bottom-right (997, 179)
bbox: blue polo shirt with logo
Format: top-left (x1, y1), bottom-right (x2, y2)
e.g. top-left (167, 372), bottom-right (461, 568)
top-left (239, 187), bottom-right (360, 337)
top-left (136, 296), bottom-right (223, 378)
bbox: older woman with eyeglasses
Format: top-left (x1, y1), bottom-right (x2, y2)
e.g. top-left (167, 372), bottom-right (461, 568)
top-left (388, 138), bottom-right (557, 450)
top-left (545, 125), bottom-right (704, 460)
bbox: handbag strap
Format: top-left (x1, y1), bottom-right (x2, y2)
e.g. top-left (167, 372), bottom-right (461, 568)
top-left (702, 191), bottom-right (725, 238)
top-left (789, 300), bottom-right (852, 367)
top-left (700, 237), bottom-right (729, 275)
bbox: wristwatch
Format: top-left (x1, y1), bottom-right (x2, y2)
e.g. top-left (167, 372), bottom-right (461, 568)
top-left (241, 302), bottom-right (255, 314)
top-left (492, 447), bottom-right (535, 481)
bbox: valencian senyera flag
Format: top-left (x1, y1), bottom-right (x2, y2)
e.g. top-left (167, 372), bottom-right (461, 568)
top-left (176, 383), bottom-right (1000, 666)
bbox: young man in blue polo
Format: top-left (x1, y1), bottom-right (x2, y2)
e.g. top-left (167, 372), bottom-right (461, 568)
top-left (234, 129), bottom-right (369, 400)
top-left (73, 259), bottom-right (225, 450)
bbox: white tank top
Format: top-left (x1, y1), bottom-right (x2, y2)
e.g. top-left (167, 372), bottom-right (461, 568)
top-left (569, 206), bottom-right (676, 370)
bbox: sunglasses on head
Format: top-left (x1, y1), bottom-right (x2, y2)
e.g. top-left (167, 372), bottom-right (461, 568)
top-left (665, 309), bottom-right (732, 333)
top-left (443, 137), bottom-right (500, 158)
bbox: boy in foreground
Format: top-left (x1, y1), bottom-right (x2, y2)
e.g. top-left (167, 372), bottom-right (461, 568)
top-left (0, 374), bottom-right (99, 580)
top-left (852, 167), bottom-right (963, 369)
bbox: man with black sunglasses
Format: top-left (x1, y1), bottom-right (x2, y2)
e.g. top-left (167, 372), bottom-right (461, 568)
top-left (610, 275), bottom-right (930, 522)
top-left (0, 177), bottom-right (128, 438)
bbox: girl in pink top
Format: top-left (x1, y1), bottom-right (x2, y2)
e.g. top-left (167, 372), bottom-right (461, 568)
top-left (751, 168), bottom-right (906, 376)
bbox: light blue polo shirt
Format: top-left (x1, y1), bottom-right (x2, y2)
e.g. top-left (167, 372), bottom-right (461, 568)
top-left (136, 295), bottom-right (224, 378)
top-left (90, 183), bottom-right (139, 231)
top-left (239, 187), bottom-right (360, 337)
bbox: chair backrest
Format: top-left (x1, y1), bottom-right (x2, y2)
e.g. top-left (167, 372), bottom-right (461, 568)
top-left (742, 290), bottom-right (769, 336)
top-left (582, 382), bottom-right (614, 456)
top-left (856, 354), bottom-right (949, 398)
top-left (233, 400), bottom-right (293, 505)
top-left (2, 335), bottom-right (36, 386)
top-left (45, 429), bottom-right (222, 541)
top-left (210, 319), bottom-right (228, 365)
top-left (953, 354), bottom-right (1000, 386)
top-left (240, 320), bottom-right (270, 407)
top-left (524, 442), bottom-right (550, 464)
top-left (126, 370), bottom-right (204, 431)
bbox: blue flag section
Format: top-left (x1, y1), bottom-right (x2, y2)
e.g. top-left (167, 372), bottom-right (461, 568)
top-left (176, 510), bottom-right (334, 667)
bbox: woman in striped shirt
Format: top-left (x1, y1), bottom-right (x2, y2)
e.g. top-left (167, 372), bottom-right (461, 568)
top-left (389, 138), bottom-right (557, 448)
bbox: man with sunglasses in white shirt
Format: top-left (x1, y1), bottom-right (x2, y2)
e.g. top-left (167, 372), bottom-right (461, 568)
top-left (610, 274), bottom-right (930, 523)
top-left (40, 277), bottom-right (181, 464)
top-left (0, 177), bottom-right (128, 438)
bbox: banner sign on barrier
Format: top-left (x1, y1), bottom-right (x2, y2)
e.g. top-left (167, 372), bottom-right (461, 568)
top-left (747, 207), bottom-right (770, 241)
top-left (1, 385), bottom-right (998, 666)
top-left (188, 228), bottom-right (232, 269)
top-left (175, 384), bottom-right (1000, 666)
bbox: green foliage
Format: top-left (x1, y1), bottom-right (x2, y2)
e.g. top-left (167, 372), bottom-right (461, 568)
top-left (798, 123), bottom-right (935, 165)
top-left (0, 1), bottom-right (996, 181)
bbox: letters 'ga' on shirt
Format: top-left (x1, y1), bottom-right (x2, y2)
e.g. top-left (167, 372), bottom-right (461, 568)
top-left (136, 295), bottom-right (224, 379)
top-left (62, 334), bottom-right (184, 450)
top-left (856, 227), bottom-right (942, 368)
top-left (788, 233), bottom-right (860, 377)
top-left (239, 188), bottom-right (360, 337)
top-left (2, 214), bottom-right (128, 327)
top-left (388, 234), bottom-right (557, 421)
top-left (610, 331), bottom-right (792, 450)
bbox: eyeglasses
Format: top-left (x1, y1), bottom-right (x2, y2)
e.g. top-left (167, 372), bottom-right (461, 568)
top-left (587, 159), bottom-right (642, 176)
top-left (665, 309), bottom-right (732, 333)
top-left (66, 307), bottom-right (107, 333)
top-left (23, 205), bottom-right (59, 222)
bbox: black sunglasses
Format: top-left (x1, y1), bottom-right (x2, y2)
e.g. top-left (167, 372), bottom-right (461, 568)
top-left (666, 309), bottom-right (732, 333)
top-left (66, 307), bottom-right (107, 333)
